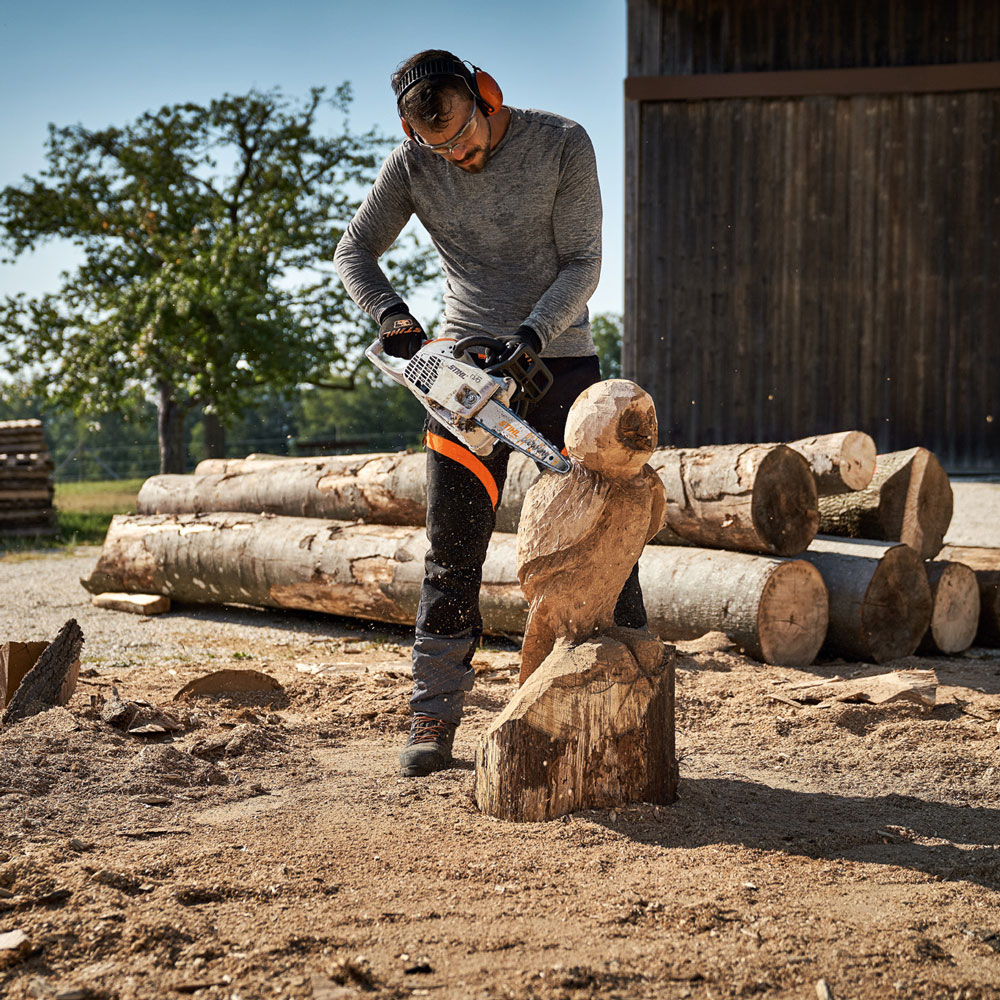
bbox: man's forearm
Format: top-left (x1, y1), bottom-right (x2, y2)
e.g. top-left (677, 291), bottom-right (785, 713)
top-left (523, 254), bottom-right (601, 349)
top-left (333, 234), bottom-right (407, 322)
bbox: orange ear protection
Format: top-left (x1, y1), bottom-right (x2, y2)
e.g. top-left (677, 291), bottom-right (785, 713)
top-left (394, 57), bottom-right (503, 142)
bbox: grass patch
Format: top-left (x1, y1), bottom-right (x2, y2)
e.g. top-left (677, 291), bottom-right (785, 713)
top-left (1, 478), bottom-right (143, 557)
top-left (54, 478), bottom-right (146, 514)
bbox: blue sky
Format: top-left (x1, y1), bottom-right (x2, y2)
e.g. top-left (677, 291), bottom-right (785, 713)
top-left (0, 0), bottom-right (628, 322)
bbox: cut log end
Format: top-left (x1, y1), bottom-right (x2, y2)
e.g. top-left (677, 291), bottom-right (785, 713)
top-left (861, 544), bottom-right (933, 663)
top-left (832, 431), bottom-right (878, 492)
top-left (921, 562), bottom-right (980, 655)
top-left (884, 449), bottom-right (953, 559)
top-left (750, 446), bottom-right (819, 555)
top-left (756, 561), bottom-right (828, 667)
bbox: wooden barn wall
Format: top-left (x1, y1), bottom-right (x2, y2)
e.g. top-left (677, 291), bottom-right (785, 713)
top-left (624, 0), bottom-right (1000, 470)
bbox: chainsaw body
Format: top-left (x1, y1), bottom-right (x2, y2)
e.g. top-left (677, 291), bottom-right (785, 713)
top-left (365, 337), bottom-right (571, 474)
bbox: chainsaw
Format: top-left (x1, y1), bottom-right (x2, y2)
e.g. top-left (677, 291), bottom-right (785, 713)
top-left (365, 335), bottom-right (571, 474)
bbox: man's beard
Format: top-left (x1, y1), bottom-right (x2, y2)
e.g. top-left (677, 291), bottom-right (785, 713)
top-left (452, 119), bottom-right (493, 174)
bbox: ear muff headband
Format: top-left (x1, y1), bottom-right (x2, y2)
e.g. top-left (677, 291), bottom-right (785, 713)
top-left (395, 57), bottom-right (503, 140)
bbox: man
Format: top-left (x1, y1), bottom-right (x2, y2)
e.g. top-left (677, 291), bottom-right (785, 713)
top-left (334, 49), bottom-right (645, 777)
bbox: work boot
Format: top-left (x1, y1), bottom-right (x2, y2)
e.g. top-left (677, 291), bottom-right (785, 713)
top-left (399, 714), bottom-right (457, 777)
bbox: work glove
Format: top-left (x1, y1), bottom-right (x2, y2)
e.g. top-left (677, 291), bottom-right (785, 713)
top-left (378, 307), bottom-right (426, 360)
top-left (498, 325), bottom-right (542, 363)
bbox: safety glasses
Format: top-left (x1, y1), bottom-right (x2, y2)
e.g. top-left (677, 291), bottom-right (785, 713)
top-left (411, 102), bottom-right (479, 155)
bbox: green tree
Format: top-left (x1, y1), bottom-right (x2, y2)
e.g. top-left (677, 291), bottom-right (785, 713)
top-left (591, 312), bottom-right (622, 379)
top-left (0, 86), bottom-right (436, 472)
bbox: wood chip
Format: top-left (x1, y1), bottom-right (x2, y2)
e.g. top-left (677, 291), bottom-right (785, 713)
top-left (91, 592), bottom-right (170, 615)
top-left (174, 669), bottom-right (283, 701)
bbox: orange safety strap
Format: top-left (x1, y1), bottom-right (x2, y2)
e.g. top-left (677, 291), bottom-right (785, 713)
top-left (425, 432), bottom-right (500, 510)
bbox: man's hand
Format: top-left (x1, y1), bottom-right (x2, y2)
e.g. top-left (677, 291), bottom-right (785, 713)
top-left (498, 325), bottom-right (542, 363)
top-left (379, 308), bottom-right (426, 360)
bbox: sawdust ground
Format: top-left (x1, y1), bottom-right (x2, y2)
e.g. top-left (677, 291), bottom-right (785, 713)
top-left (1, 568), bottom-right (1000, 1000)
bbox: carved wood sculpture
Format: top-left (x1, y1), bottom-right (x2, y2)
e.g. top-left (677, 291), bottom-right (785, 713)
top-left (475, 381), bottom-right (676, 822)
top-left (516, 380), bottom-right (666, 684)
top-left (817, 447), bottom-right (953, 558)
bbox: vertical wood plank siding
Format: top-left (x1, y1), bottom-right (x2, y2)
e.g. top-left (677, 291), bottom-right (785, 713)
top-left (625, 0), bottom-right (1000, 469)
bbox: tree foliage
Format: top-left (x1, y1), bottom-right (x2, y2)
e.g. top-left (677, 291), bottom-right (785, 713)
top-left (0, 85), bottom-right (436, 472)
top-left (591, 312), bottom-right (622, 379)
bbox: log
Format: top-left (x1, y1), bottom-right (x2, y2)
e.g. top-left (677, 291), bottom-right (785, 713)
top-left (82, 513), bottom-right (526, 636)
top-left (917, 561), bottom-right (980, 655)
top-left (178, 442), bottom-right (819, 557)
top-left (799, 538), bottom-right (932, 663)
top-left (637, 547), bottom-right (828, 667)
top-left (474, 629), bottom-right (676, 821)
top-left (139, 452), bottom-right (428, 525)
top-left (817, 447), bottom-right (953, 558)
top-left (83, 514), bottom-right (830, 665)
top-left (148, 450), bottom-right (539, 536)
top-left (937, 545), bottom-right (1000, 647)
top-left (786, 431), bottom-right (876, 494)
top-left (650, 444), bottom-right (818, 556)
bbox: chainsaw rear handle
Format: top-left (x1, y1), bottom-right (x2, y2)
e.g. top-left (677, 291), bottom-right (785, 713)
top-left (453, 335), bottom-right (554, 407)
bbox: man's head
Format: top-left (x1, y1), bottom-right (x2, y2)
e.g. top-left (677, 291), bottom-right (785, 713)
top-left (392, 50), bottom-right (502, 174)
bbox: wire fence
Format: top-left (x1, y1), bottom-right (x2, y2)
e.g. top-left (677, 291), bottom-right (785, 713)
top-left (52, 431), bottom-right (419, 482)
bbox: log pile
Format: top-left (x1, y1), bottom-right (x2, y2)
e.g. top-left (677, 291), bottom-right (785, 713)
top-left (87, 426), bottom-right (998, 663)
top-left (0, 419), bottom-right (56, 537)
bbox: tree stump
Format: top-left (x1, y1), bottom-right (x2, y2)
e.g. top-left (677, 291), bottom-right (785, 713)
top-left (817, 447), bottom-right (953, 558)
top-left (799, 538), bottom-right (932, 662)
top-left (917, 561), bottom-right (980, 655)
top-left (474, 628), bottom-right (676, 822)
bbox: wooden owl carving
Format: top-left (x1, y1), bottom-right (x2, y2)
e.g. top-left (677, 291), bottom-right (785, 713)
top-left (516, 379), bottom-right (666, 684)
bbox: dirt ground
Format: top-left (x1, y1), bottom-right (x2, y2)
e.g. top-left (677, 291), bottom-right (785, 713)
top-left (1, 549), bottom-right (999, 1000)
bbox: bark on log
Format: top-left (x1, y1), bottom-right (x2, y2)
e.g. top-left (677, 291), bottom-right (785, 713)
top-left (650, 444), bottom-right (818, 556)
top-left (637, 547), bottom-right (828, 667)
top-left (474, 629), bottom-right (676, 821)
top-left (1, 619), bottom-right (83, 725)
top-left (937, 545), bottom-right (1000, 647)
top-left (917, 561), bottom-right (980, 655)
top-left (158, 451), bottom-right (539, 536)
top-left (83, 514), bottom-right (830, 665)
top-left (817, 448), bottom-right (953, 558)
top-left (786, 432), bottom-right (877, 494)
top-left (183, 443), bottom-right (819, 556)
top-left (799, 538), bottom-right (932, 663)
top-left (139, 453), bottom-right (428, 525)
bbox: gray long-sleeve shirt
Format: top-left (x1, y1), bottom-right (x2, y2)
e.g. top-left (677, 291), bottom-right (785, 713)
top-left (334, 107), bottom-right (601, 357)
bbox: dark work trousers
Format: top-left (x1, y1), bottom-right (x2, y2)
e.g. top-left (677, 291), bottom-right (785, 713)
top-left (410, 354), bottom-right (647, 723)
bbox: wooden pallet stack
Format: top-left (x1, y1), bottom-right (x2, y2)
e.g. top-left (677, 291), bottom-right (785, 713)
top-left (0, 419), bottom-right (56, 537)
